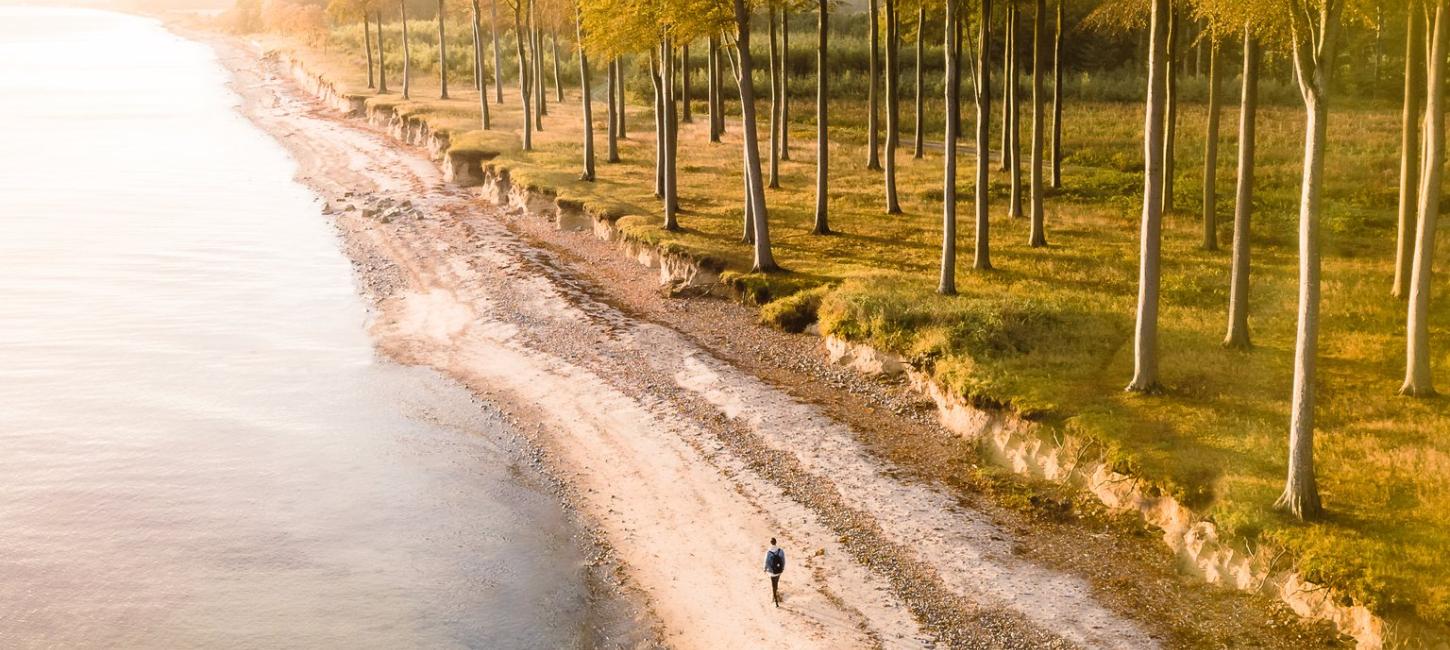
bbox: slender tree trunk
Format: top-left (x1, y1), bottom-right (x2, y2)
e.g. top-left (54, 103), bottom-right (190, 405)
top-left (1395, 7), bottom-right (1426, 299)
top-left (513, 0), bottom-right (532, 150)
top-left (365, 13), bottom-right (375, 89)
top-left (1126, 0), bottom-right (1170, 394)
top-left (1277, 2), bottom-right (1343, 522)
top-left (912, 5), bottom-right (925, 159)
top-left (973, 0), bottom-right (991, 270)
top-left (531, 5), bottom-right (545, 123)
top-left (884, 0), bottom-right (901, 213)
top-left (438, 0), bottom-right (449, 99)
top-left (1007, 4), bottom-right (1023, 217)
top-left (742, 144), bottom-right (755, 243)
top-left (400, 0), bottom-right (411, 99)
top-left (941, 0), bottom-right (960, 295)
top-left (731, 0), bottom-right (777, 271)
top-left (769, 8), bottom-right (782, 189)
top-left (867, 0), bottom-right (882, 170)
top-left (1028, 0), bottom-right (1046, 246)
top-left (376, 11), bottom-right (388, 93)
top-left (1000, 2), bottom-right (1013, 171)
top-left (551, 31), bottom-right (562, 102)
top-left (710, 45), bottom-right (723, 136)
top-left (1161, 6), bottom-right (1179, 213)
top-left (663, 37), bottom-right (679, 229)
top-left (607, 57), bottom-right (620, 161)
top-left (651, 51), bottom-right (664, 197)
top-left (709, 36), bottom-right (721, 141)
top-left (472, 0), bottom-right (491, 129)
top-left (1050, 0), bottom-right (1062, 188)
top-left (616, 58), bottom-right (627, 137)
top-left (1403, 1), bottom-right (1448, 397)
top-left (576, 5), bottom-right (594, 181)
top-left (813, 0), bottom-right (830, 234)
top-left (781, 11), bottom-right (791, 160)
top-left (1202, 38), bottom-right (1222, 250)
top-left (1224, 30), bottom-right (1258, 349)
top-left (683, 43), bottom-right (693, 123)
top-left (491, 0), bottom-right (503, 103)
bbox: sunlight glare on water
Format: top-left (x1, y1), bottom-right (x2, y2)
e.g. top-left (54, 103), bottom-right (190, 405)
top-left (0, 7), bottom-right (595, 647)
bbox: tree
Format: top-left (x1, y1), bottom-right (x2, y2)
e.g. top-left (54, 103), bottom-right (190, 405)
top-left (868, 0), bottom-right (883, 170)
top-left (1394, 5), bottom-right (1426, 299)
top-left (683, 42), bottom-right (693, 123)
top-left (781, 9), bottom-right (791, 160)
top-left (492, 0), bottom-right (504, 102)
top-left (607, 56), bottom-right (621, 160)
top-left (1201, 35), bottom-right (1222, 250)
top-left (1402, 0), bottom-right (1447, 397)
top-left (973, 0), bottom-right (992, 270)
top-left (438, 0), bottom-right (450, 99)
top-left (1006, 1), bottom-right (1023, 218)
top-left (552, 31), bottom-right (564, 101)
top-left (1276, 0), bottom-right (1344, 522)
top-left (1000, 1), bottom-right (1013, 171)
top-left (471, 0), bottom-right (493, 128)
top-left (1125, 0), bottom-right (1170, 394)
top-left (729, 0), bottom-right (779, 271)
top-left (709, 35), bottom-right (723, 141)
top-left (1224, 26), bottom-right (1258, 349)
top-left (1159, 3), bottom-right (1178, 213)
top-left (1050, 0), bottom-right (1062, 188)
top-left (813, 0), bottom-right (830, 234)
top-left (884, 0), bottom-right (903, 213)
top-left (376, 9), bottom-right (389, 92)
top-left (941, 0), bottom-right (962, 295)
top-left (576, 0), bottom-right (596, 180)
top-left (509, 0), bottom-right (532, 148)
top-left (1028, 0), bottom-right (1047, 247)
top-left (913, 3), bottom-right (926, 159)
top-left (400, 0), bottom-right (412, 99)
top-left (769, 6), bottom-right (782, 189)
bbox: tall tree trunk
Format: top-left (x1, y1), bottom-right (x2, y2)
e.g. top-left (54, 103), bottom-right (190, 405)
top-left (1126, 0), bottom-right (1170, 394)
top-left (769, 8), bottom-right (782, 189)
top-left (813, 0), bottom-right (830, 234)
top-left (1000, 2), bottom-right (1013, 171)
top-left (781, 11), bottom-right (791, 160)
top-left (531, 6), bottom-right (546, 122)
top-left (1224, 29), bottom-right (1258, 349)
top-left (913, 5), bottom-right (925, 159)
top-left (1277, 1), bottom-right (1343, 522)
top-left (710, 46), bottom-right (722, 136)
top-left (607, 57), bottom-right (620, 161)
top-left (731, 0), bottom-right (778, 272)
top-left (1402, 1), bottom-right (1448, 397)
top-left (651, 51), bottom-right (664, 197)
top-left (867, 0), bottom-right (882, 170)
top-left (552, 31), bottom-right (562, 102)
top-left (1050, 0), bottom-right (1062, 188)
top-left (1028, 0), bottom-right (1046, 246)
top-left (1395, 7), bottom-right (1426, 299)
top-left (1160, 6), bottom-right (1178, 213)
top-left (491, 0), bottom-right (503, 103)
top-left (365, 13), bottom-right (375, 89)
top-left (576, 4), bottom-right (594, 181)
top-left (438, 0), bottom-right (449, 99)
top-left (1202, 38), bottom-right (1222, 250)
top-left (709, 36), bottom-right (722, 141)
top-left (472, 0), bottom-right (491, 129)
top-left (400, 0), bottom-right (411, 99)
top-left (1007, 3), bottom-right (1023, 217)
top-left (663, 37), bottom-right (679, 229)
top-left (616, 59), bottom-right (627, 138)
top-left (513, 0), bottom-right (532, 150)
top-left (973, 0), bottom-right (991, 270)
top-left (376, 11), bottom-right (388, 93)
top-left (941, 0), bottom-right (960, 295)
top-left (683, 43), bottom-right (693, 123)
top-left (884, 0), bottom-right (901, 213)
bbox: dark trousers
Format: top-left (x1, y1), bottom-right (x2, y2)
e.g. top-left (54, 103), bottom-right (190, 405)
top-left (770, 575), bottom-right (780, 606)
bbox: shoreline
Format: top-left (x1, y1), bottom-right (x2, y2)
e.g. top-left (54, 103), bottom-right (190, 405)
top-left (193, 26), bottom-right (1375, 648)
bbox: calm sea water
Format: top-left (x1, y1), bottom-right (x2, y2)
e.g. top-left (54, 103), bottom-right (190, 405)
top-left (0, 6), bottom-right (597, 647)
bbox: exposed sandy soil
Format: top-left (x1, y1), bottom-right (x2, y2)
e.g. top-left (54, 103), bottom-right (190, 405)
top-left (204, 33), bottom-right (1348, 649)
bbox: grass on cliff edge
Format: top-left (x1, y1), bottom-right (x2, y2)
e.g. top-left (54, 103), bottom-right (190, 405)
top-left (276, 33), bottom-right (1450, 629)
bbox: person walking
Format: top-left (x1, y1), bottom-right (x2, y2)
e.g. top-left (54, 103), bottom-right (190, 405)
top-left (764, 538), bottom-right (786, 607)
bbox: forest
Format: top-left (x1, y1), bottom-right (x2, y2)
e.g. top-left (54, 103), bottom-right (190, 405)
top-left (224, 0), bottom-right (1450, 632)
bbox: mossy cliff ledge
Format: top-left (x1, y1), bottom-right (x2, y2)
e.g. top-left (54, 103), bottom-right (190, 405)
top-left (272, 49), bottom-right (1435, 649)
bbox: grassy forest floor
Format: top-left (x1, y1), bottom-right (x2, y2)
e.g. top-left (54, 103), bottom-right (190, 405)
top-left (262, 22), bottom-right (1450, 630)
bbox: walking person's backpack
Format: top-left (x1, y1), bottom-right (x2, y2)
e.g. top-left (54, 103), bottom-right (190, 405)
top-left (767, 548), bottom-right (785, 574)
